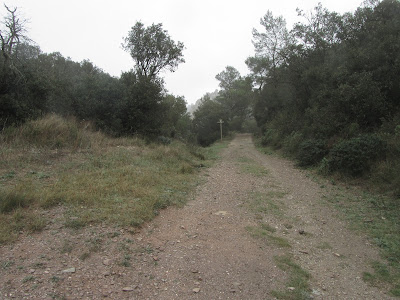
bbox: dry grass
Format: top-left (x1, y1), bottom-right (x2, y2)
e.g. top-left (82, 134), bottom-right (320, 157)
top-left (0, 115), bottom-right (209, 244)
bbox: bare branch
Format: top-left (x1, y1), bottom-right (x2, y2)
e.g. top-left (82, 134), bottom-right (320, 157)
top-left (1, 4), bottom-right (30, 78)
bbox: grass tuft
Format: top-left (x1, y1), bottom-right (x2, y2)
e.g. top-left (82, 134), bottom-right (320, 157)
top-left (248, 191), bottom-right (286, 216)
top-left (272, 255), bottom-right (311, 299)
top-left (0, 191), bottom-right (33, 213)
top-left (246, 226), bottom-right (291, 248)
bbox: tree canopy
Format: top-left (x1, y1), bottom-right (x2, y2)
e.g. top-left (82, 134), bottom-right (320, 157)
top-left (0, 6), bottom-right (189, 139)
top-left (244, 0), bottom-right (400, 185)
top-left (122, 22), bottom-right (185, 78)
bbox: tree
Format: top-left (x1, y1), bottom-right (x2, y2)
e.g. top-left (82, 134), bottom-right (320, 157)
top-left (293, 4), bottom-right (344, 52)
top-left (118, 71), bottom-right (164, 135)
top-left (192, 96), bottom-right (227, 146)
top-left (215, 66), bottom-right (241, 90)
top-left (160, 94), bottom-right (188, 138)
top-left (122, 22), bottom-right (185, 78)
top-left (245, 55), bottom-right (272, 90)
top-left (215, 67), bottom-right (254, 131)
top-left (251, 11), bottom-right (292, 84)
top-left (0, 5), bottom-right (50, 127)
top-left (0, 4), bottom-right (29, 76)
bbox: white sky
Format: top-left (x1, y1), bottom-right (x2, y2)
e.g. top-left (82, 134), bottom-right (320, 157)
top-left (4, 0), bottom-right (363, 104)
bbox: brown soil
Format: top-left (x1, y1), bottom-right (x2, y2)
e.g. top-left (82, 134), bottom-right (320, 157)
top-left (0, 133), bottom-right (395, 299)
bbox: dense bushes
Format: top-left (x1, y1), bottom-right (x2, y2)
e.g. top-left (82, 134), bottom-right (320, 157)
top-left (327, 135), bottom-right (387, 176)
top-left (296, 139), bottom-right (328, 167)
top-left (277, 134), bottom-right (387, 176)
top-left (249, 0), bottom-right (400, 190)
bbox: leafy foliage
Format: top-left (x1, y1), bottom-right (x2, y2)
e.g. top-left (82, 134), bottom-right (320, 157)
top-left (249, 0), bottom-right (400, 184)
top-left (296, 139), bottom-right (327, 167)
top-left (122, 21), bottom-right (185, 78)
top-left (192, 97), bottom-right (226, 146)
top-left (327, 135), bottom-right (387, 176)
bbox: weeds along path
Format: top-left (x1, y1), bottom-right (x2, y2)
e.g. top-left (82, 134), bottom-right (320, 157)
top-left (0, 134), bottom-right (395, 299)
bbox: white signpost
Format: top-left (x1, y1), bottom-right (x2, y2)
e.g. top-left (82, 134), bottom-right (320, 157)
top-left (217, 119), bottom-right (224, 141)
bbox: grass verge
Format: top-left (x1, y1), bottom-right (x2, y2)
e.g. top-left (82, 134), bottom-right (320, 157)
top-left (256, 132), bottom-right (400, 297)
top-left (0, 115), bottom-right (226, 244)
top-left (327, 191), bottom-right (400, 296)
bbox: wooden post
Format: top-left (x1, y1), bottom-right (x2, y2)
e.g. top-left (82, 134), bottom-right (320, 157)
top-left (217, 119), bottom-right (224, 141)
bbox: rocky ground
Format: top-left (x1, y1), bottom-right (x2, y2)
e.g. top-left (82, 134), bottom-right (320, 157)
top-left (0, 133), bottom-right (394, 299)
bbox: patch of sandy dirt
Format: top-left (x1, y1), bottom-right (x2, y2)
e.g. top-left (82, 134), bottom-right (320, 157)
top-left (0, 134), bottom-right (395, 299)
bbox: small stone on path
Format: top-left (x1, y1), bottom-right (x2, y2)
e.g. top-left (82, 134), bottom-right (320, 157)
top-left (214, 211), bottom-right (228, 216)
top-left (122, 286), bottom-right (137, 291)
top-left (103, 259), bottom-right (111, 266)
top-left (62, 267), bottom-right (76, 273)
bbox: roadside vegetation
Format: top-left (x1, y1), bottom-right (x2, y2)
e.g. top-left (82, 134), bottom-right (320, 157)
top-left (323, 189), bottom-right (400, 296)
top-left (0, 115), bottom-right (225, 244)
top-left (249, 0), bottom-right (400, 198)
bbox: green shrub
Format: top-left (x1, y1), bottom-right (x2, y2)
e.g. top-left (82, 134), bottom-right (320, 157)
top-left (395, 125), bottom-right (400, 136)
top-left (197, 131), bottom-right (220, 147)
top-left (296, 139), bottom-right (328, 167)
top-left (372, 133), bottom-right (400, 196)
top-left (156, 136), bottom-right (172, 145)
top-left (242, 118), bottom-right (260, 134)
top-left (261, 128), bottom-right (281, 148)
top-left (328, 134), bottom-right (387, 176)
top-left (283, 132), bottom-right (303, 156)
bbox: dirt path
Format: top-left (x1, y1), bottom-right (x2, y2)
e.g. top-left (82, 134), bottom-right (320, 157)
top-left (0, 134), bottom-right (394, 299)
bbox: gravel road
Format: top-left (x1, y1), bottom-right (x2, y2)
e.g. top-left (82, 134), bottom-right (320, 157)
top-left (0, 133), bottom-right (394, 299)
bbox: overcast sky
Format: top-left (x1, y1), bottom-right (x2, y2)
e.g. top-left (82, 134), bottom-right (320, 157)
top-left (4, 0), bottom-right (363, 104)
